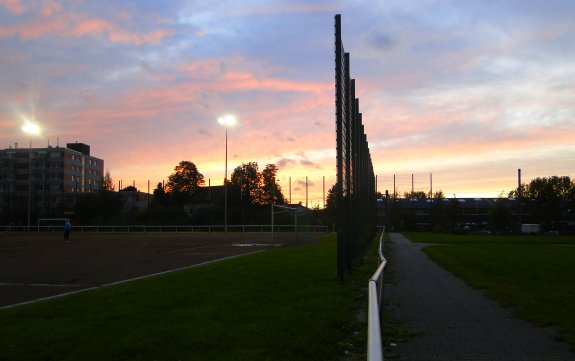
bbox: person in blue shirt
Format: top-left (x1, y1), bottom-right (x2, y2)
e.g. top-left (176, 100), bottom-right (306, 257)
top-left (64, 220), bottom-right (72, 241)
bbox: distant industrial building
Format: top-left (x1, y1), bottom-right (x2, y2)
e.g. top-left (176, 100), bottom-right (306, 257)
top-left (0, 142), bottom-right (104, 223)
top-left (377, 196), bottom-right (573, 234)
top-left (377, 198), bottom-right (510, 231)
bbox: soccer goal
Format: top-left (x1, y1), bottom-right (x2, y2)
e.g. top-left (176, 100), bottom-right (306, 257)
top-left (37, 218), bottom-right (70, 232)
top-left (271, 204), bottom-right (310, 247)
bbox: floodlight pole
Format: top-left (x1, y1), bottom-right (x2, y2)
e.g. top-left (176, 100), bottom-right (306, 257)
top-left (271, 203), bottom-right (274, 247)
top-left (224, 126), bottom-right (228, 232)
top-left (218, 115), bottom-right (236, 233)
top-left (22, 120), bottom-right (41, 231)
top-left (27, 137), bottom-right (32, 231)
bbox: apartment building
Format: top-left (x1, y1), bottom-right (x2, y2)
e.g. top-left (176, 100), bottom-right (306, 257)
top-left (0, 142), bottom-right (104, 222)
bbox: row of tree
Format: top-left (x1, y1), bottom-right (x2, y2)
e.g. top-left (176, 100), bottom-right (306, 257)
top-left (74, 161), bottom-right (292, 225)
top-left (79, 164), bottom-right (575, 232)
top-left (149, 161), bottom-right (287, 205)
top-left (374, 176), bottom-right (574, 233)
top-left (508, 175), bottom-right (575, 229)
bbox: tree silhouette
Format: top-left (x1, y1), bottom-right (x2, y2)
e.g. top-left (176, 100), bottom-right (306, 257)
top-left (490, 197), bottom-right (511, 232)
top-left (102, 169), bottom-right (115, 191)
top-left (323, 183), bottom-right (338, 227)
top-left (259, 164), bottom-right (287, 205)
top-left (509, 175), bottom-right (575, 227)
top-left (165, 161), bottom-right (204, 203)
top-left (230, 162), bottom-right (260, 206)
top-left (403, 191), bottom-right (427, 199)
top-left (230, 162), bottom-right (287, 206)
top-left (152, 182), bottom-right (166, 204)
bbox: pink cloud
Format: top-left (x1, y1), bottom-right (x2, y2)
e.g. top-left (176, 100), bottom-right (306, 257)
top-left (0, 0), bottom-right (24, 14)
top-left (263, 77), bottom-right (331, 93)
top-left (108, 28), bottom-right (174, 46)
top-left (0, 17), bottom-right (67, 39)
top-left (0, 9), bottom-right (173, 45)
top-left (180, 59), bottom-right (331, 95)
top-left (66, 13), bottom-right (174, 45)
top-left (42, 0), bottom-right (62, 16)
top-left (70, 18), bottom-right (112, 36)
top-left (0, 0), bottom-right (63, 15)
top-left (217, 70), bottom-right (330, 94)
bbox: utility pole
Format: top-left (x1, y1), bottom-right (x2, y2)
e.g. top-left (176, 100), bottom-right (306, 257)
top-left (323, 176), bottom-right (325, 208)
top-left (518, 168), bottom-right (522, 230)
top-left (305, 176), bottom-right (308, 208)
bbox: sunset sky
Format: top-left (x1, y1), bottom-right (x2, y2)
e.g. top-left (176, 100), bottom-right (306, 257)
top-left (1, 0), bottom-right (574, 206)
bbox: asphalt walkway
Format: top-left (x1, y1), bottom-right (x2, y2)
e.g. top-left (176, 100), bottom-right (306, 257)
top-left (384, 233), bottom-right (574, 361)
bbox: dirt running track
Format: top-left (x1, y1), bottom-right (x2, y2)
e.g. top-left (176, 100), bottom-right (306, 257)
top-left (0, 231), bottom-right (314, 309)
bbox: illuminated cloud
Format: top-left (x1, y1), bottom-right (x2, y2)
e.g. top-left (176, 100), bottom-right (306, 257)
top-left (0, 0), bottom-right (24, 14)
top-left (0, 4), bottom-right (174, 45)
top-left (42, 0), bottom-right (62, 17)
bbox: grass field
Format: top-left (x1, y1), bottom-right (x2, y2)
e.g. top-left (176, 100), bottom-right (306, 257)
top-left (0, 233), bottom-right (380, 361)
top-left (403, 232), bottom-right (575, 350)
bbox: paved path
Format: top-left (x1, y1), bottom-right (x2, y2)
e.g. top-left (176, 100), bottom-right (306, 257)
top-left (384, 233), bottom-right (574, 361)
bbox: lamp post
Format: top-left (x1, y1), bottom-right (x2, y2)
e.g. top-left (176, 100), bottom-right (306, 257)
top-left (218, 115), bottom-right (237, 232)
top-left (22, 119), bottom-right (41, 231)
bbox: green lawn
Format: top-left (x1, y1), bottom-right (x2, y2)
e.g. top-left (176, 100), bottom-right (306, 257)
top-left (403, 232), bottom-right (575, 349)
top-left (402, 231), bottom-right (575, 245)
top-left (0, 234), bottom-right (375, 361)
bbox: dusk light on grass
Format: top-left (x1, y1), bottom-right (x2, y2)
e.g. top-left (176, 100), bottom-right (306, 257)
top-left (1, 0), bottom-right (574, 202)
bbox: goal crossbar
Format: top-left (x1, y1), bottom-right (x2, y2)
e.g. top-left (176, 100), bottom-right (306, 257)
top-left (37, 218), bottom-right (70, 232)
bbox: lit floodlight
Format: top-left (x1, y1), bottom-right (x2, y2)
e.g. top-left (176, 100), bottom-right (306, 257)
top-left (217, 114), bottom-right (237, 233)
top-left (21, 117), bottom-right (42, 231)
top-left (22, 120), bottom-right (41, 136)
top-left (217, 114), bottom-right (237, 127)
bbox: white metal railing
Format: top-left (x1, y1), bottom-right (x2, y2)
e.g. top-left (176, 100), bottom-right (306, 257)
top-left (368, 230), bottom-right (387, 361)
top-left (33, 224), bottom-right (329, 233)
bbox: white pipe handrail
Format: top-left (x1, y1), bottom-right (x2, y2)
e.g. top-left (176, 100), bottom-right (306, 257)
top-left (368, 230), bottom-right (387, 361)
top-left (368, 280), bottom-right (383, 361)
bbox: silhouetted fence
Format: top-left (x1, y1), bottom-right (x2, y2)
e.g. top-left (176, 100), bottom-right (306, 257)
top-left (335, 14), bottom-right (377, 282)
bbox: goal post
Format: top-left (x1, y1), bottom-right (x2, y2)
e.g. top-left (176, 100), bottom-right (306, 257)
top-left (37, 218), bottom-right (70, 232)
top-left (271, 204), bottom-right (309, 247)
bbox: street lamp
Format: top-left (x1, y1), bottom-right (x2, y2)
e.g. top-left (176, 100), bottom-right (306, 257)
top-left (218, 115), bottom-right (237, 232)
top-left (22, 119), bottom-right (41, 231)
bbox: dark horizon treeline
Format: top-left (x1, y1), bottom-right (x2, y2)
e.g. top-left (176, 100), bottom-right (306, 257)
top-left (69, 160), bottom-right (330, 227)
top-left (73, 171), bottom-right (574, 231)
top-left (383, 175), bottom-right (575, 234)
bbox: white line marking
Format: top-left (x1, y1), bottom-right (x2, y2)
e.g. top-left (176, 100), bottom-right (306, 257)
top-left (0, 250), bottom-right (264, 311)
top-left (165, 245), bottom-right (212, 254)
top-left (232, 243), bottom-right (283, 247)
top-left (0, 283), bottom-right (86, 287)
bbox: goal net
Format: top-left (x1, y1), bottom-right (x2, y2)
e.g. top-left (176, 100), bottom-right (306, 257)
top-left (37, 218), bottom-right (70, 232)
top-left (271, 204), bottom-right (313, 247)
